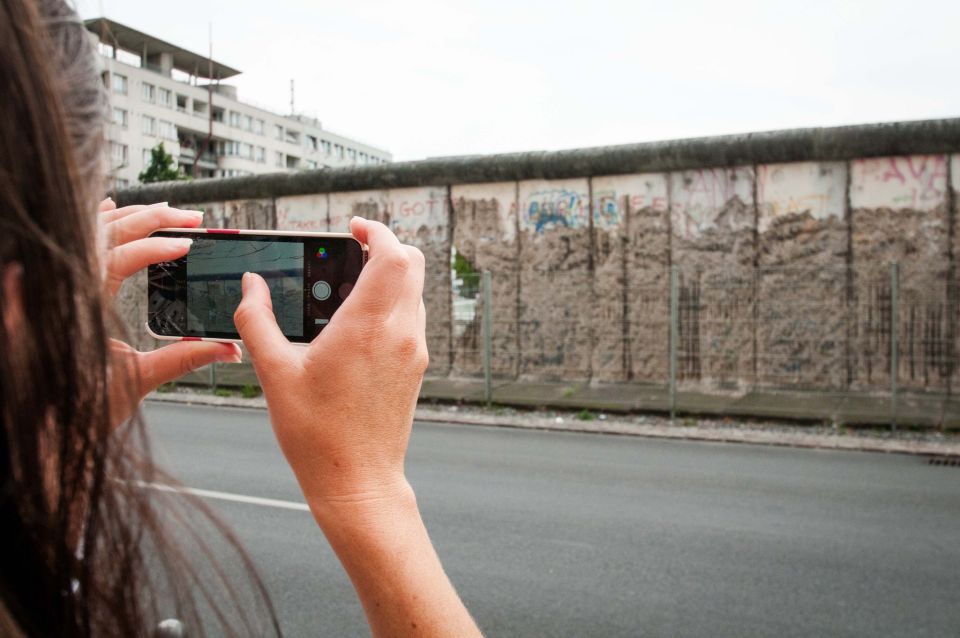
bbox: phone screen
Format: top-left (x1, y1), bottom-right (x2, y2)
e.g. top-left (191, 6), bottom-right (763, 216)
top-left (186, 238), bottom-right (305, 336)
top-left (148, 231), bottom-right (365, 343)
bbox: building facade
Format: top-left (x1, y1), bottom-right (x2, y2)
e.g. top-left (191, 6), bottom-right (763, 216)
top-left (86, 18), bottom-right (392, 189)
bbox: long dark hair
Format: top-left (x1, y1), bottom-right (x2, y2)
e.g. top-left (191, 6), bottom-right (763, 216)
top-left (0, 1), bottom-right (279, 635)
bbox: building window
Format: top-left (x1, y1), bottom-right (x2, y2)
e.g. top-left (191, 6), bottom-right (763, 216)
top-left (115, 178), bottom-right (130, 189)
top-left (244, 115), bottom-right (253, 131)
top-left (142, 148), bottom-right (152, 165)
top-left (359, 153), bottom-right (367, 164)
top-left (158, 120), bottom-right (176, 141)
top-left (158, 87), bottom-right (172, 108)
top-left (348, 148), bottom-right (357, 162)
top-left (285, 129), bottom-right (300, 145)
top-left (240, 142), bottom-right (253, 159)
top-left (306, 159), bottom-right (317, 169)
top-left (274, 124), bottom-right (284, 141)
top-left (141, 82), bottom-right (155, 103)
top-left (274, 151), bottom-right (284, 167)
top-left (110, 142), bottom-right (128, 166)
top-left (334, 144), bottom-right (343, 159)
top-left (112, 107), bottom-right (128, 128)
top-left (255, 146), bottom-right (266, 163)
top-left (141, 115), bottom-right (156, 136)
top-left (306, 135), bottom-right (318, 152)
top-left (176, 94), bottom-right (189, 113)
top-left (254, 119), bottom-right (265, 135)
top-left (229, 111), bottom-right (242, 128)
top-left (321, 140), bottom-right (331, 155)
top-left (112, 73), bottom-right (127, 95)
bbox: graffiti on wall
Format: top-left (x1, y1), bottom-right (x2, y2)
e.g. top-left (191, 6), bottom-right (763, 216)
top-left (522, 187), bottom-right (589, 233)
top-left (591, 174), bottom-right (670, 232)
top-left (276, 194), bottom-right (328, 231)
top-left (387, 187), bottom-right (449, 243)
top-left (851, 155), bottom-right (947, 211)
top-left (757, 162), bottom-right (846, 232)
top-left (451, 182), bottom-right (519, 242)
top-left (670, 167), bottom-right (754, 240)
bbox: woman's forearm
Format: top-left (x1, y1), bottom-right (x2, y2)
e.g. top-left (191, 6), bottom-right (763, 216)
top-left (310, 484), bottom-right (482, 638)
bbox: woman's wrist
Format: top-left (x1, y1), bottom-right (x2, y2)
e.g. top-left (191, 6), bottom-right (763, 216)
top-left (306, 476), bottom-right (420, 538)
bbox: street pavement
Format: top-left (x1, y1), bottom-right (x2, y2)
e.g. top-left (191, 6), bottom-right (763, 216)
top-left (143, 402), bottom-right (960, 638)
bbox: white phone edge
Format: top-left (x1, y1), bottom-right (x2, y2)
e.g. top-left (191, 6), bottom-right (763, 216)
top-left (144, 322), bottom-right (310, 347)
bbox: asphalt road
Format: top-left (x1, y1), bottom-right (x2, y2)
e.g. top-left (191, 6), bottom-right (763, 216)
top-left (143, 402), bottom-right (960, 638)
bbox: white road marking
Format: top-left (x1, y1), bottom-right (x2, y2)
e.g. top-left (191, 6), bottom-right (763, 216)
top-left (134, 481), bottom-right (310, 512)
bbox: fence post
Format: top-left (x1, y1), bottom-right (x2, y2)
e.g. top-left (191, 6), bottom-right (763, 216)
top-left (210, 361), bottom-right (218, 393)
top-left (890, 261), bottom-right (899, 431)
top-left (482, 271), bottom-right (493, 407)
top-left (669, 266), bottom-right (679, 421)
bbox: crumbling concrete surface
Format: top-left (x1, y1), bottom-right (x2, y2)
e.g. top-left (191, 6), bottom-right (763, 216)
top-left (387, 187), bottom-right (452, 376)
top-left (850, 156), bottom-right (951, 392)
top-left (671, 168), bottom-right (756, 392)
top-left (223, 198), bottom-right (276, 230)
top-left (517, 179), bottom-right (593, 381)
top-left (756, 162), bottom-right (848, 390)
top-left (591, 174), bottom-right (671, 383)
top-left (450, 183), bottom-right (519, 378)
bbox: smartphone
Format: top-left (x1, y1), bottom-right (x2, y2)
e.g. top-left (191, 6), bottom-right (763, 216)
top-left (147, 229), bottom-right (366, 344)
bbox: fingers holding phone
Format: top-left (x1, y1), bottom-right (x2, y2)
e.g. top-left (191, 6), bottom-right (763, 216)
top-left (238, 217), bottom-right (428, 514)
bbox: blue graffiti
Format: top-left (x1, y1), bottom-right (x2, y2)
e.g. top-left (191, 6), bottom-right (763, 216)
top-left (527, 189), bottom-right (587, 233)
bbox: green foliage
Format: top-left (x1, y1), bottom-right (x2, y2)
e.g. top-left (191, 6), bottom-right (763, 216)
top-left (214, 387), bottom-right (234, 397)
top-left (241, 384), bottom-right (262, 399)
top-left (138, 142), bottom-right (188, 184)
top-left (156, 382), bottom-right (177, 393)
top-left (452, 250), bottom-right (479, 298)
top-left (576, 409), bottom-right (595, 421)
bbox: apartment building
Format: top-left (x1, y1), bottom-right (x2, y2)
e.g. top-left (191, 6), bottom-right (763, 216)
top-left (85, 18), bottom-right (392, 188)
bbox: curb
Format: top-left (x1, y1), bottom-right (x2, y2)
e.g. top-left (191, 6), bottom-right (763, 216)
top-left (145, 392), bottom-right (960, 459)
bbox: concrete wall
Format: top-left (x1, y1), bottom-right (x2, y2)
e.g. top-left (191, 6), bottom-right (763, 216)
top-left (117, 119), bottom-right (960, 397)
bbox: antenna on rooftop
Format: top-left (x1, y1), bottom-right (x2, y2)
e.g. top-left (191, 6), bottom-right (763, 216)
top-left (290, 79), bottom-right (295, 116)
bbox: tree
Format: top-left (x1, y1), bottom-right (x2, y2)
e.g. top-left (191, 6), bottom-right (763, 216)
top-left (138, 142), bottom-right (187, 184)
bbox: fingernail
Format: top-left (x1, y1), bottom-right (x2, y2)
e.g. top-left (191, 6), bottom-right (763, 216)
top-left (105, 196), bottom-right (114, 203)
top-left (241, 271), bottom-right (251, 294)
top-left (217, 348), bottom-right (242, 364)
top-left (351, 215), bottom-right (366, 222)
top-left (183, 210), bottom-right (204, 220)
top-left (167, 238), bottom-right (193, 251)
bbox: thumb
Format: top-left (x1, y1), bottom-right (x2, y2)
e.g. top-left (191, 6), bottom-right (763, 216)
top-left (137, 341), bottom-right (241, 395)
top-left (234, 272), bottom-right (292, 369)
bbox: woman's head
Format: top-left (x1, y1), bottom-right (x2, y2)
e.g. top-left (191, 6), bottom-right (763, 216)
top-left (0, 2), bottom-right (276, 635)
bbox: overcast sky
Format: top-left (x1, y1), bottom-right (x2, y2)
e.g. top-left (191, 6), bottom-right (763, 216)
top-left (75, 0), bottom-right (960, 161)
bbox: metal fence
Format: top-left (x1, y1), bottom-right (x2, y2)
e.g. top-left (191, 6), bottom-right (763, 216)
top-left (175, 262), bottom-right (959, 428)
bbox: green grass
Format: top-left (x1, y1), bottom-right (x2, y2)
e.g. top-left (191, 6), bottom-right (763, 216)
top-left (576, 409), bottom-right (595, 421)
top-left (241, 384), bottom-right (263, 399)
top-left (214, 388), bottom-right (235, 398)
top-left (156, 382), bottom-right (177, 394)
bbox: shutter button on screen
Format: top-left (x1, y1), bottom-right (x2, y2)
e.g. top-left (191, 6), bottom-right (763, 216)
top-left (312, 280), bottom-right (332, 301)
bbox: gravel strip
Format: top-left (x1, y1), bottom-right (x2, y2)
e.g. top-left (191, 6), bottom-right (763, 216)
top-left (146, 389), bottom-right (960, 458)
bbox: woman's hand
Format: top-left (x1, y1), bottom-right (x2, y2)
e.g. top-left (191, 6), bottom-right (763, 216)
top-left (235, 217), bottom-right (480, 637)
top-left (234, 216), bottom-right (427, 515)
top-left (98, 198), bottom-right (241, 425)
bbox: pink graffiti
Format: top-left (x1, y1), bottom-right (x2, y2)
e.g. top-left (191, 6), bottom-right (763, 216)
top-left (855, 155), bottom-right (947, 208)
